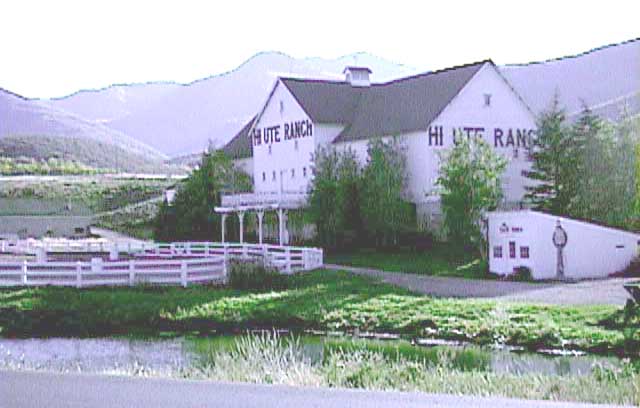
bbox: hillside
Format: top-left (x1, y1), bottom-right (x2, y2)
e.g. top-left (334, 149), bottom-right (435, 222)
top-left (502, 38), bottom-right (640, 120)
top-left (0, 88), bottom-right (183, 173)
top-left (46, 41), bottom-right (640, 157)
top-left (0, 134), bottom-right (177, 174)
top-left (45, 52), bottom-right (420, 156)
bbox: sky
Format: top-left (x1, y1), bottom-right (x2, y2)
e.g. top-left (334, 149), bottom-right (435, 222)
top-left (1, 0), bottom-right (638, 99)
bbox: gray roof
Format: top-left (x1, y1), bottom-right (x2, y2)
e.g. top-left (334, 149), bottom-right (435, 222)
top-left (221, 116), bottom-right (256, 160)
top-left (223, 60), bottom-right (490, 157)
top-left (332, 62), bottom-right (486, 143)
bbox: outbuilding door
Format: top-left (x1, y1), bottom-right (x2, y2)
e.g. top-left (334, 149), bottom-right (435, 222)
top-left (501, 235), bottom-right (531, 275)
top-left (496, 236), bottom-right (518, 274)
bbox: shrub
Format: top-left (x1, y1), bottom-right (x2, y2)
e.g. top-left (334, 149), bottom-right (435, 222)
top-left (508, 266), bottom-right (533, 282)
top-left (227, 259), bottom-right (287, 291)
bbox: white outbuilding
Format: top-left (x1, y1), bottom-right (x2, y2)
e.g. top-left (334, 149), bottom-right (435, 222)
top-left (488, 210), bottom-right (640, 280)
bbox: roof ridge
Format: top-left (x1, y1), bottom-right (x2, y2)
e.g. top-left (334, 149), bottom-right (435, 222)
top-left (375, 59), bottom-right (491, 86)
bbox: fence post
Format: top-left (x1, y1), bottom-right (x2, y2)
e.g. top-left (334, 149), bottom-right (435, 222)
top-left (285, 247), bottom-right (292, 274)
top-left (262, 245), bottom-right (269, 266)
top-left (222, 251), bottom-right (228, 278)
top-left (302, 250), bottom-right (308, 271)
top-left (181, 260), bottom-right (188, 288)
top-left (129, 260), bottom-right (135, 286)
top-left (76, 261), bottom-right (82, 288)
top-left (22, 260), bottom-right (28, 285)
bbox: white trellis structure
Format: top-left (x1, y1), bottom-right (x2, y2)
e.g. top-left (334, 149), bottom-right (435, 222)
top-left (215, 192), bottom-right (309, 246)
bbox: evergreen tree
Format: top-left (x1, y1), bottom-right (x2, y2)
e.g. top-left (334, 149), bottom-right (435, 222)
top-left (570, 106), bottom-right (605, 219)
top-left (525, 95), bottom-right (577, 214)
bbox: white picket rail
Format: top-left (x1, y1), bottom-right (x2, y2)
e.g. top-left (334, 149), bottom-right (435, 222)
top-left (0, 241), bottom-right (324, 287)
top-left (0, 257), bottom-right (226, 288)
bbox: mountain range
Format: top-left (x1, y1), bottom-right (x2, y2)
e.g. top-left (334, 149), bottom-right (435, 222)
top-left (1, 39), bottom-right (638, 165)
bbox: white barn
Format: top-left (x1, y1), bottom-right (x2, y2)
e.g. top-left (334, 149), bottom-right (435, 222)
top-left (222, 60), bottom-right (537, 234)
top-left (488, 211), bottom-right (640, 280)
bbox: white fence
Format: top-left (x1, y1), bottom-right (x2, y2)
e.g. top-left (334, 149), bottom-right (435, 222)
top-left (0, 257), bottom-right (225, 288)
top-left (0, 241), bottom-right (324, 288)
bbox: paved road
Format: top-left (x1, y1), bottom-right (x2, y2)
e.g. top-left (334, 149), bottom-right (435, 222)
top-left (0, 370), bottom-right (628, 408)
top-left (327, 264), bottom-right (634, 305)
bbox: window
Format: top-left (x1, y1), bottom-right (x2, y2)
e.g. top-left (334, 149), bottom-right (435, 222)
top-left (294, 140), bottom-right (299, 150)
top-left (291, 168), bottom-right (295, 178)
top-left (509, 241), bottom-right (516, 259)
top-left (262, 172), bottom-right (266, 182)
top-left (268, 145), bottom-right (272, 155)
top-left (483, 93), bottom-right (492, 106)
top-left (272, 171), bottom-right (276, 181)
top-left (303, 167), bottom-right (307, 178)
top-left (279, 100), bottom-right (284, 114)
top-left (520, 246), bottom-right (530, 259)
top-left (493, 246), bottom-right (503, 258)
top-left (74, 227), bottom-right (85, 234)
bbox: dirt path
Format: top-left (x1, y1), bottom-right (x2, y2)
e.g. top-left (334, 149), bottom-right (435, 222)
top-left (325, 264), bottom-right (635, 306)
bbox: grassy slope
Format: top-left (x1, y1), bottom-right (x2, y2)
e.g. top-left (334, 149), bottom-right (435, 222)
top-left (0, 270), bottom-right (633, 355)
top-left (0, 134), bottom-right (184, 174)
top-left (0, 178), bottom-right (173, 213)
top-left (325, 244), bottom-right (489, 279)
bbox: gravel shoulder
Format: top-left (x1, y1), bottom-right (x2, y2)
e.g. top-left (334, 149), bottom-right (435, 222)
top-left (326, 264), bottom-right (635, 306)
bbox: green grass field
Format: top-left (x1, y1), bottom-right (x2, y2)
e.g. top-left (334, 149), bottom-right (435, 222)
top-left (325, 244), bottom-right (489, 279)
top-left (1, 270), bottom-right (635, 355)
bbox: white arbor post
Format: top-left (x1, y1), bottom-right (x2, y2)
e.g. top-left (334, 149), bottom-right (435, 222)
top-left (221, 213), bottom-right (227, 243)
top-left (256, 211), bottom-right (264, 245)
top-left (238, 211), bottom-right (245, 244)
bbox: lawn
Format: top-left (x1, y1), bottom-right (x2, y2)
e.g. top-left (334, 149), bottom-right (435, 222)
top-left (325, 244), bottom-right (489, 279)
top-left (0, 270), bottom-right (635, 355)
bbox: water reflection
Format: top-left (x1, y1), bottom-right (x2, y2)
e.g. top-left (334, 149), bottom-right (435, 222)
top-left (0, 335), bottom-right (622, 377)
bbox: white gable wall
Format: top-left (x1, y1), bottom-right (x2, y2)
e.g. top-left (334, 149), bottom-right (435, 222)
top-left (428, 63), bottom-right (537, 205)
top-left (251, 81), bottom-right (316, 194)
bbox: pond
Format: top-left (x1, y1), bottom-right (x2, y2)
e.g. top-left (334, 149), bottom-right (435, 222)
top-left (0, 332), bottom-right (625, 377)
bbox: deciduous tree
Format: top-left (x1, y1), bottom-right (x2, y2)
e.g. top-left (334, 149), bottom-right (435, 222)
top-left (359, 137), bottom-right (413, 247)
top-left (154, 150), bottom-right (251, 241)
top-left (437, 136), bottom-right (507, 252)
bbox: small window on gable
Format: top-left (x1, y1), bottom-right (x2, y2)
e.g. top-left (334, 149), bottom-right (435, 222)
top-left (272, 171), bottom-right (276, 181)
top-left (268, 145), bottom-right (272, 155)
top-left (303, 167), bottom-right (307, 178)
top-left (484, 93), bottom-right (492, 107)
top-left (279, 100), bottom-right (284, 114)
top-left (291, 168), bottom-right (295, 178)
top-left (262, 172), bottom-right (266, 182)
top-left (493, 246), bottom-right (503, 258)
top-left (294, 140), bottom-right (299, 150)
